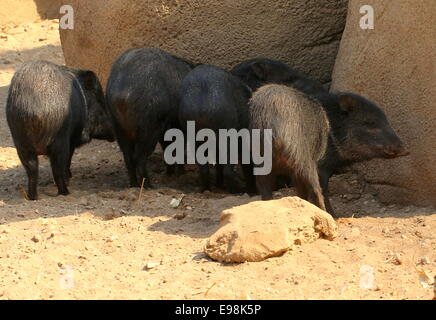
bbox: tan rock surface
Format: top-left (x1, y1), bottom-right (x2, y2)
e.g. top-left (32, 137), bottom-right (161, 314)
top-left (331, 0), bottom-right (436, 206)
top-left (205, 197), bottom-right (337, 263)
top-left (59, 0), bottom-right (348, 86)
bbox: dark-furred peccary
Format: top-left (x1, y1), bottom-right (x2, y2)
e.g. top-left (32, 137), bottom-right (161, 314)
top-left (106, 48), bottom-right (195, 188)
top-left (231, 58), bottom-right (326, 94)
top-left (249, 84), bottom-right (409, 216)
top-left (6, 60), bottom-right (114, 200)
top-left (179, 64), bottom-right (254, 194)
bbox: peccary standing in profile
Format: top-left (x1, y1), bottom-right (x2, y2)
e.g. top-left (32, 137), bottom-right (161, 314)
top-left (6, 60), bottom-right (114, 200)
top-left (250, 84), bottom-right (409, 216)
top-left (106, 48), bottom-right (195, 188)
top-left (179, 65), bottom-right (255, 194)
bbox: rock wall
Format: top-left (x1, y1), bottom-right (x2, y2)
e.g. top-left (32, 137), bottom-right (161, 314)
top-left (59, 0), bottom-right (348, 86)
top-left (0, 0), bottom-right (60, 26)
top-left (331, 0), bottom-right (436, 206)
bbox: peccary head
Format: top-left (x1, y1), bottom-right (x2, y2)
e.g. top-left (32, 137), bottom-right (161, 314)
top-left (332, 93), bottom-right (409, 162)
top-left (76, 70), bottom-right (115, 142)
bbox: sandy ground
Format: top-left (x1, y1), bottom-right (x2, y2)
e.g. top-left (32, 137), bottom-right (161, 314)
top-left (0, 19), bottom-right (435, 300)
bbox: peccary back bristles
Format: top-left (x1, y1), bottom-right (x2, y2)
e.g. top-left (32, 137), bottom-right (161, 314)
top-left (249, 84), bottom-right (330, 178)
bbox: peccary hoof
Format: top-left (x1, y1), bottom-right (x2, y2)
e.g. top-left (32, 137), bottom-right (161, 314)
top-left (27, 194), bottom-right (38, 201)
top-left (201, 187), bottom-right (212, 193)
top-left (129, 181), bottom-right (140, 188)
top-left (58, 189), bottom-right (70, 196)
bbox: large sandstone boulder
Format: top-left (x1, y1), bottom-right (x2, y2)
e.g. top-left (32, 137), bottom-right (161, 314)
top-left (204, 197), bottom-right (337, 263)
top-left (331, 0), bottom-right (436, 206)
top-left (59, 0), bottom-right (348, 86)
top-left (34, 0), bottom-right (61, 19)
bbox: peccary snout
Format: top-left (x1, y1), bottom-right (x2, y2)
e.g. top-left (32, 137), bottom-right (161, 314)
top-left (383, 135), bottom-right (409, 158)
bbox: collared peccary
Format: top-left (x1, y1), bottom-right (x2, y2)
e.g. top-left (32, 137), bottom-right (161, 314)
top-left (232, 58), bottom-right (328, 190)
top-left (250, 84), bottom-right (409, 216)
top-left (6, 60), bottom-right (114, 200)
top-left (250, 84), bottom-right (330, 210)
top-left (106, 48), bottom-right (195, 188)
top-left (179, 64), bottom-right (255, 193)
top-left (231, 58), bottom-right (327, 94)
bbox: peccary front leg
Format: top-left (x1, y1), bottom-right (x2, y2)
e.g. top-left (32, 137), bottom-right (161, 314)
top-left (215, 164), bottom-right (224, 188)
top-left (17, 149), bottom-right (39, 200)
top-left (159, 137), bottom-right (184, 176)
top-left (242, 163), bottom-right (256, 195)
top-left (199, 164), bottom-right (211, 192)
top-left (224, 164), bottom-right (240, 194)
top-left (256, 173), bottom-right (276, 200)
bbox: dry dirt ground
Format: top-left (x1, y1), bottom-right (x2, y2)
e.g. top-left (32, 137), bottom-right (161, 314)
top-left (0, 19), bottom-right (435, 300)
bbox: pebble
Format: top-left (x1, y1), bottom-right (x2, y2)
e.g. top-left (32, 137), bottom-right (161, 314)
top-left (393, 253), bottom-right (402, 265)
top-left (144, 262), bottom-right (160, 271)
top-left (173, 212), bottom-right (187, 220)
top-left (170, 198), bottom-right (182, 208)
top-left (31, 235), bottom-right (41, 243)
top-left (419, 257), bottom-right (430, 265)
top-left (106, 235), bottom-right (118, 242)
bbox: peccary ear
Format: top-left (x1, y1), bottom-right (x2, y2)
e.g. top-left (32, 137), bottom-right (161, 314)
top-left (77, 70), bottom-right (99, 91)
top-left (338, 93), bottom-right (358, 113)
top-left (250, 62), bottom-right (268, 80)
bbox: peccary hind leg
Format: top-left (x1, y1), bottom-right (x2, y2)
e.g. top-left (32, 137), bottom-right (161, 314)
top-left (319, 171), bottom-right (336, 217)
top-left (134, 140), bottom-right (155, 189)
top-left (48, 142), bottom-right (70, 196)
top-left (293, 166), bottom-right (326, 212)
top-left (17, 149), bottom-right (39, 200)
top-left (117, 135), bottom-right (139, 187)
